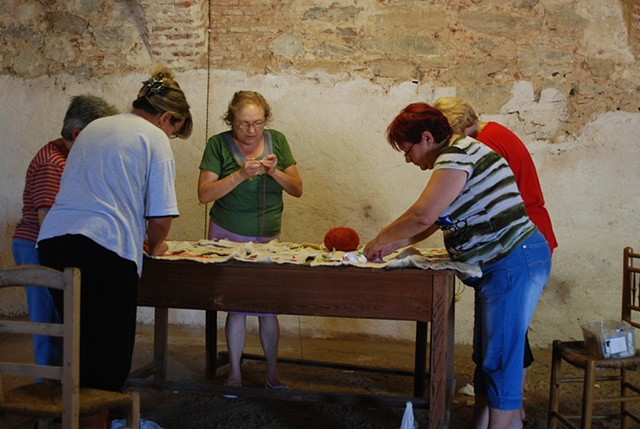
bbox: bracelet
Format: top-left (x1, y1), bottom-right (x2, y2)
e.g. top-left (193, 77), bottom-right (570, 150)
top-left (229, 173), bottom-right (237, 188)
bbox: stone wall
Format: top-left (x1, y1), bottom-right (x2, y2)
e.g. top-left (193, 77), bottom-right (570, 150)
top-left (1, 0), bottom-right (208, 78)
top-left (3, 0), bottom-right (639, 137)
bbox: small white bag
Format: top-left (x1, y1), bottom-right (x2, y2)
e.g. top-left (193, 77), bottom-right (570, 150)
top-left (400, 401), bottom-right (418, 429)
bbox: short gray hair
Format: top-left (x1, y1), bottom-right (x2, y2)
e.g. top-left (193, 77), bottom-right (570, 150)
top-left (60, 95), bottom-right (119, 140)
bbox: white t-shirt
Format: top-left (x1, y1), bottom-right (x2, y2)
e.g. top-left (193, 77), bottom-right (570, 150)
top-left (38, 113), bottom-right (179, 276)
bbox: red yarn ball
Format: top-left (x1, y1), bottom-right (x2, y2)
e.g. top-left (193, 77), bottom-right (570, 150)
top-left (324, 227), bottom-right (360, 251)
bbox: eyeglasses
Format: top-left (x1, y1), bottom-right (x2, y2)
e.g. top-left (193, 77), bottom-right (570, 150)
top-left (168, 121), bottom-right (181, 139)
top-left (236, 120), bottom-right (265, 131)
top-left (402, 144), bottom-right (415, 159)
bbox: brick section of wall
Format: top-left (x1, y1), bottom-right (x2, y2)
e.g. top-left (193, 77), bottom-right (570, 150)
top-left (209, 0), bottom-right (287, 73)
top-left (140, 0), bottom-right (209, 69)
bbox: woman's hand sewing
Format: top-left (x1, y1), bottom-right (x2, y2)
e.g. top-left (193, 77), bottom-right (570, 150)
top-left (261, 153), bottom-right (278, 176)
top-left (241, 159), bottom-right (263, 178)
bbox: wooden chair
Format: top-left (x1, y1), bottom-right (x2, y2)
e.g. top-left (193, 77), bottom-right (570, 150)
top-left (548, 247), bottom-right (640, 429)
top-left (0, 265), bottom-right (140, 429)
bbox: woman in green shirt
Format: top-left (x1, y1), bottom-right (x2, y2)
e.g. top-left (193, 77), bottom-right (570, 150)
top-left (198, 91), bottom-right (303, 393)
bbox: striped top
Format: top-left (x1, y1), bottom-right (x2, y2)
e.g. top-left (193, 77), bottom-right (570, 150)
top-left (433, 135), bottom-right (535, 267)
top-left (13, 141), bottom-right (67, 243)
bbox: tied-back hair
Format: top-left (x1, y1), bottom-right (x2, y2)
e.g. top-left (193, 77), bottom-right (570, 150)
top-left (222, 90), bottom-right (272, 127)
top-left (386, 102), bottom-right (453, 150)
top-left (432, 96), bottom-right (478, 135)
top-left (132, 64), bottom-right (193, 139)
top-left (61, 95), bottom-right (119, 141)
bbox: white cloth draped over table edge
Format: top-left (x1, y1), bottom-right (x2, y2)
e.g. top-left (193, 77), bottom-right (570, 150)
top-left (146, 239), bottom-right (482, 279)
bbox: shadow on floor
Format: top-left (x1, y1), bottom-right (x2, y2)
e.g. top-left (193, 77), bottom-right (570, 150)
top-left (3, 323), bottom-right (636, 428)
top-left (129, 324), bottom-right (540, 429)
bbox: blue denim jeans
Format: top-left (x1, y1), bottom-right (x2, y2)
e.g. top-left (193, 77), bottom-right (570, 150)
top-left (462, 229), bottom-right (551, 410)
top-left (12, 238), bottom-right (61, 367)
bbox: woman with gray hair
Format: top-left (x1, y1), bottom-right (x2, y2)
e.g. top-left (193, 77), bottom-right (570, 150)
top-left (12, 94), bottom-right (118, 370)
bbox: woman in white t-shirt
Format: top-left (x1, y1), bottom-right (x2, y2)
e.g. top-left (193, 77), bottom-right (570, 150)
top-left (38, 65), bottom-right (193, 429)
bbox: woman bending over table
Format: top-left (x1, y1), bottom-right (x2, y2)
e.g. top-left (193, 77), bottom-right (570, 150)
top-left (198, 90), bottom-right (303, 392)
top-left (363, 103), bottom-right (551, 429)
top-left (38, 64), bottom-right (193, 428)
top-left (434, 96), bottom-right (557, 428)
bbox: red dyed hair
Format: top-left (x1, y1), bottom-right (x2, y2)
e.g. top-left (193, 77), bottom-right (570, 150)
top-left (386, 102), bottom-right (453, 151)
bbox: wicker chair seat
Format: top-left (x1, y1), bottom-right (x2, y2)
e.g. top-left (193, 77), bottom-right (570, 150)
top-left (556, 340), bottom-right (640, 370)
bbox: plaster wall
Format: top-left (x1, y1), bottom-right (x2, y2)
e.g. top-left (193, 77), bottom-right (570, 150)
top-left (1, 0), bottom-right (640, 347)
top-left (2, 69), bottom-right (640, 347)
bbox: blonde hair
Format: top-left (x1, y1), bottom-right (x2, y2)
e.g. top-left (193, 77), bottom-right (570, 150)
top-left (132, 64), bottom-right (193, 139)
top-left (432, 96), bottom-right (478, 134)
top-left (222, 90), bottom-right (272, 127)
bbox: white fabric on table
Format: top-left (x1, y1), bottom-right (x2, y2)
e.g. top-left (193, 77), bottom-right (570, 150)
top-left (150, 240), bottom-right (481, 279)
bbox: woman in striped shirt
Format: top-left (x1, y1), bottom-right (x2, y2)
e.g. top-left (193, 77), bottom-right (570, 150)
top-left (364, 102), bottom-right (551, 429)
top-left (12, 95), bottom-right (118, 369)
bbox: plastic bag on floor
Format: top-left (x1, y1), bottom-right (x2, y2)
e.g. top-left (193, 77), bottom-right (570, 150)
top-left (400, 401), bottom-right (418, 429)
top-left (111, 418), bottom-right (164, 429)
top-left (458, 383), bottom-right (475, 396)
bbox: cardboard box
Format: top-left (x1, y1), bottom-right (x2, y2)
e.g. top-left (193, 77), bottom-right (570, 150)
top-left (581, 320), bottom-right (636, 359)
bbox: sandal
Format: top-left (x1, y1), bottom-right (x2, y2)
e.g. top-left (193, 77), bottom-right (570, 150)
top-left (222, 381), bottom-right (241, 399)
top-left (265, 379), bottom-right (290, 390)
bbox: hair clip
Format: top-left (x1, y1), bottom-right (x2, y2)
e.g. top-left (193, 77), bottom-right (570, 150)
top-left (139, 74), bottom-right (167, 97)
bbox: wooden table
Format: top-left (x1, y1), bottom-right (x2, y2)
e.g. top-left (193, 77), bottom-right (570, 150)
top-left (130, 256), bottom-right (456, 428)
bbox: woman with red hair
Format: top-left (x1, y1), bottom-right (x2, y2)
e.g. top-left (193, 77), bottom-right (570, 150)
top-left (434, 96), bottom-right (557, 427)
top-left (364, 103), bottom-right (551, 429)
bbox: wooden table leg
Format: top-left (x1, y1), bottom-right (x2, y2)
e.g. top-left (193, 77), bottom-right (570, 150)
top-left (149, 307), bottom-right (169, 399)
top-left (429, 275), bottom-right (455, 429)
top-left (414, 321), bottom-right (428, 397)
top-left (445, 280), bottom-right (456, 426)
top-left (153, 307), bottom-right (169, 382)
top-left (205, 310), bottom-right (218, 379)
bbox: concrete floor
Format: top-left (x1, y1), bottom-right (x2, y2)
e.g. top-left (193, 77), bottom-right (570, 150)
top-left (130, 323), bottom-right (482, 428)
top-left (2, 322), bottom-right (637, 428)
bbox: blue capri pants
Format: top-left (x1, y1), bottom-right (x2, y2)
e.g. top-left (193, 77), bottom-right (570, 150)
top-left (462, 229), bottom-right (551, 410)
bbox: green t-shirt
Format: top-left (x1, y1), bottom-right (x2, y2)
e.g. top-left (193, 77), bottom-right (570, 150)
top-left (199, 129), bottom-right (297, 237)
